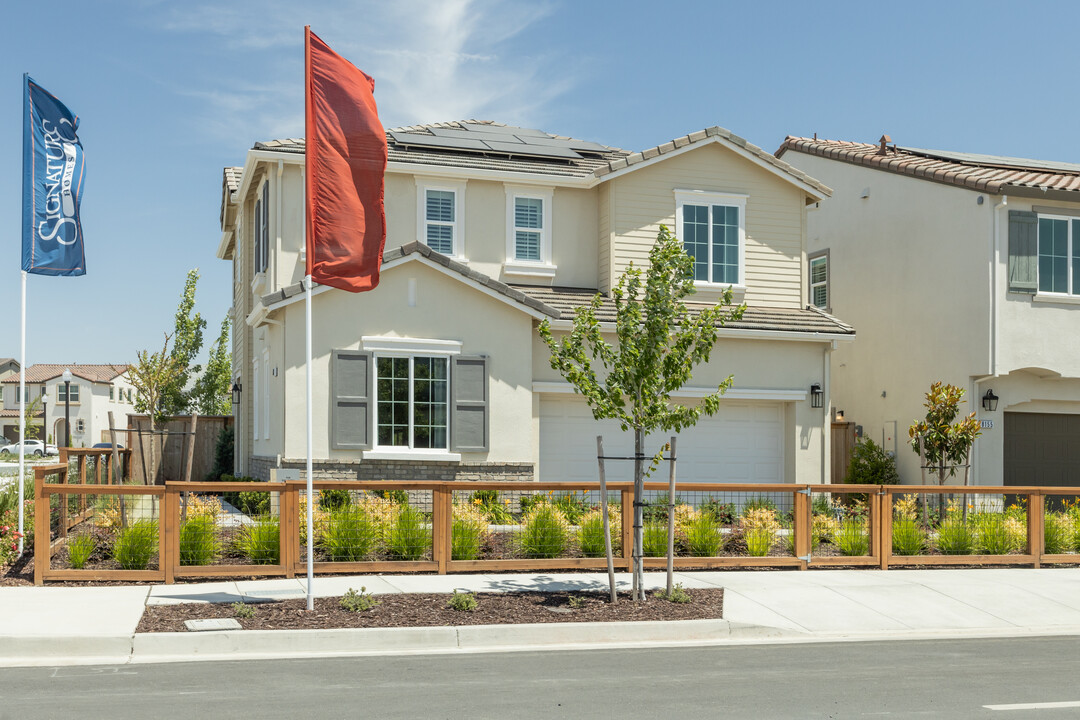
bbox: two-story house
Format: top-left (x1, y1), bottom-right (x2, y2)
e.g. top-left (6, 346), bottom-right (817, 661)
top-left (218, 121), bottom-right (853, 485)
top-left (1, 364), bottom-right (135, 446)
top-left (778, 136), bottom-right (1080, 488)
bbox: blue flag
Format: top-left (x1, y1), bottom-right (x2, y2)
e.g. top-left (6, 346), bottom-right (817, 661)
top-left (22, 75), bottom-right (86, 276)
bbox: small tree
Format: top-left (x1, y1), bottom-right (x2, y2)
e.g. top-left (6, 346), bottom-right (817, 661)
top-left (191, 316), bottom-right (232, 415)
top-left (160, 269), bottom-right (207, 416)
top-left (908, 382), bottom-right (981, 518)
top-left (129, 333), bottom-right (185, 484)
top-left (539, 225), bottom-right (745, 601)
top-left (22, 396), bottom-right (42, 441)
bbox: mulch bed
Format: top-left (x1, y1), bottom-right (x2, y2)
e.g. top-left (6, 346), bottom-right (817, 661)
top-left (136, 588), bottom-right (724, 633)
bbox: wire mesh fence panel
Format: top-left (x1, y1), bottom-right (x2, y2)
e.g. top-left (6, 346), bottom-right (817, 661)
top-left (450, 487), bottom-right (622, 561)
top-left (298, 487), bottom-right (434, 564)
top-left (889, 490), bottom-right (1028, 558)
top-left (51, 491), bottom-right (161, 571)
top-left (177, 489), bottom-right (282, 567)
top-left (1042, 492), bottom-right (1080, 558)
top-left (809, 489), bottom-right (873, 558)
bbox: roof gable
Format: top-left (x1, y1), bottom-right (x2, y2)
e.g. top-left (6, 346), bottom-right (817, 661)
top-left (3, 364), bottom-right (129, 384)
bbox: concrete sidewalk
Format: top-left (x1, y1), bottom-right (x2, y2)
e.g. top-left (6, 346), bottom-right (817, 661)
top-left (4, 568), bottom-right (1080, 666)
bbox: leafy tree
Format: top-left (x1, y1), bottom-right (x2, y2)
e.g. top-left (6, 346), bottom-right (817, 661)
top-left (22, 396), bottom-right (42, 441)
top-left (160, 269), bottom-right (207, 416)
top-left (129, 333), bottom-right (185, 484)
top-left (909, 382), bottom-right (981, 519)
top-left (539, 225), bottom-right (745, 601)
top-left (846, 438), bottom-right (900, 486)
top-left (191, 316), bottom-right (232, 415)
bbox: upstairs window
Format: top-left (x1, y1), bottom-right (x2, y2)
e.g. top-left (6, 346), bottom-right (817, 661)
top-left (809, 251), bottom-right (829, 309)
top-left (253, 181), bottom-right (269, 275)
top-left (1038, 216), bottom-right (1080, 295)
top-left (504, 186), bottom-right (554, 274)
top-left (417, 181), bottom-right (465, 257)
top-left (675, 190), bottom-right (747, 287)
top-left (57, 384), bottom-right (79, 403)
top-left (514, 197), bottom-right (543, 261)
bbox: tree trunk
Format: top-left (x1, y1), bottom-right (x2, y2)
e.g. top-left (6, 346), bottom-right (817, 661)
top-left (633, 427), bottom-right (645, 602)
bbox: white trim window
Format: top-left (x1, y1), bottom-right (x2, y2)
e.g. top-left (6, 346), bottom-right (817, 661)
top-left (253, 180), bottom-right (269, 277)
top-left (809, 251), bottom-right (829, 309)
top-left (57, 384), bottom-right (80, 403)
top-left (375, 356), bottom-right (449, 450)
top-left (1038, 216), bottom-right (1080, 295)
top-left (417, 179), bottom-right (466, 258)
top-left (675, 190), bottom-right (747, 288)
top-left (504, 186), bottom-right (555, 277)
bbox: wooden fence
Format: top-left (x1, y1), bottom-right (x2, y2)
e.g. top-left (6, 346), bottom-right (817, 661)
top-left (126, 415), bottom-right (232, 484)
top-left (32, 469), bottom-right (1080, 584)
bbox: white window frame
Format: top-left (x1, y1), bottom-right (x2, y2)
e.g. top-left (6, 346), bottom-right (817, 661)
top-left (808, 250), bottom-right (829, 310)
top-left (252, 360), bottom-right (260, 441)
top-left (75, 418), bottom-right (85, 434)
top-left (58, 383), bottom-right (80, 404)
top-left (674, 189), bottom-right (747, 290)
top-left (1035, 213), bottom-right (1080, 298)
top-left (251, 180), bottom-right (269, 291)
top-left (416, 178), bottom-right (466, 259)
top-left (363, 336), bottom-right (461, 461)
top-left (503, 185), bottom-right (556, 279)
top-left (262, 349), bottom-right (270, 440)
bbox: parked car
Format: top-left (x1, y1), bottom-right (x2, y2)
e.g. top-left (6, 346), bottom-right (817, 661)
top-left (0, 439), bottom-right (59, 456)
top-left (91, 442), bottom-right (124, 449)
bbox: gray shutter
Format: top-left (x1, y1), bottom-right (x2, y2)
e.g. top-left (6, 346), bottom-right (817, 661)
top-left (331, 350), bottom-right (372, 450)
top-left (450, 356), bottom-right (488, 452)
top-left (1008, 210), bottom-right (1038, 293)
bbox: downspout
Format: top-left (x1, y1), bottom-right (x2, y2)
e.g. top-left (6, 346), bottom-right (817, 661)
top-left (822, 340), bottom-right (833, 485)
top-left (275, 160), bottom-right (284, 291)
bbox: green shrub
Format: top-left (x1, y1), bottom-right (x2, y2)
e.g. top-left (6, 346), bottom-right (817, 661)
top-left (976, 514), bottom-right (1020, 555)
top-left (447, 590), bottom-right (478, 612)
top-left (519, 504), bottom-right (569, 558)
top-left (469, 489), bottom-right (513, 524)
top-left (845, 438), bottom-right (900, 486)
top-left (321, 508), bottom-right (379, 561)
top-left (552, 492), bottom-right (589, 525)
top-left (386, 505), bottom-right (430, 561)
top-left (578, 510), bottom-right (621, 558)
top-left (1045, 512), bottom-right (1073, 554)
top-left (642, 520), bottom-right (669, 557)
top-left (699, 499), bottom-right (736, 525)
top-left (112, 520), bottom-right (158, 570)
top-left (318, 488), bottom-right (351, 510)
top-left (744, 527), bottom-right (775, 557)
top-left (232, 601), bottom-right (255, 619)
top-left (67, 534), bottom-right (95, 569)
top-left (742, 496), bottom-right (778, 517)
top-left (644, 493), bottom-right (684, 523)
top-left (451, 508), bottom-right (486, 561)
top-left (935, 518), bottom-right (975, 555)
top-left (205, 426), bottom-right (234, 482)
top-left (340, 586), bottom-right (379, 612)
top-left (685, 515), bottom-right (723, 557)
top-left (374, 489), bottom-right (409, 505)
top-left (892, 518), bottom-right (926, 556)
top-left (239, 517), bottom-right (280, 564)
top-left (654, 582), bottom-right (692, 604)
top-left (179, 514), bottom-right (219, 566)
top-left (835, 519), bottom-right (869, 556)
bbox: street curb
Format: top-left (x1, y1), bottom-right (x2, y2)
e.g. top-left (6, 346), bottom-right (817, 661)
top-left (4, 635), bottom-right (133, 667)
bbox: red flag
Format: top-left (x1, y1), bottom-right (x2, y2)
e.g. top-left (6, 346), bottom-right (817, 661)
top-left (305, 27), bottom-right (388, 293)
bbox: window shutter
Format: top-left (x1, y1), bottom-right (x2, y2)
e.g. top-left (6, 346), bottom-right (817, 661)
top-left (1008, 210), bottom-right (1038, 293)
top-left (450, 356), bottom-right (488, 452)
top-left (331, 350), bottom-right (372, 450)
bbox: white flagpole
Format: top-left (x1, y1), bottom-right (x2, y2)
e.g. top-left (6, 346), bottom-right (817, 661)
top-left (305, 273), bottom-right (314, 610)
top-left (17, 271), bottom-right (26, 555)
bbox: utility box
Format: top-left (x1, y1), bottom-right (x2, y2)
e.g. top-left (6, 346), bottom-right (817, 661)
top-left (882, 421), bottom-right (897, 456)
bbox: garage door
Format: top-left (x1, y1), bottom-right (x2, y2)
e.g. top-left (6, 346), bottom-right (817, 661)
top-left (1004, 412), bottom-right (1080, 487)
top-left (539, 397), bottom-right (784, 484)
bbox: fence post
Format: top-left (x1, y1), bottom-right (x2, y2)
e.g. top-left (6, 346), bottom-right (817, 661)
top-left (33, 467), bottom-right (48, 585)
top-left (794, 488), bottom-right (809, 570)
top-left (869, 486), bottom-right (882, 561)
top-left (163, 487), bottom-right (178, 584)
top-left (433, 485), bottom-right (451, 574)
top-left (280, 483), bottom-right (297, 578)
top-left (879, 489), bottom-right (892, 571)
top-left (621, 488), bottom-right (634, 571)
top-left (58, 461), bottom-right (69, 541)
top-left (1028, 492), bottom-right (1044, 569)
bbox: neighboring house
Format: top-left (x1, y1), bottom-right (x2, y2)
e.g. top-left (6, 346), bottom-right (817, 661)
top-left (0, 358), bottom-right (19, 383)
top-left (778, 135), bottom-right (1080, 488)
top-left (1, 364), bottom-right (135, 445)
top-left (217, 121), bottom-right (854, 485)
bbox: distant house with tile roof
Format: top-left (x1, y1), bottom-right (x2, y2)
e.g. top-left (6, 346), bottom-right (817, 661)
top-left (1, 364), bottom-right (134, 445)
top-left (217, 120), bottom-right (852, 486)
top-left (778, 135), bottom-right (1080, 488)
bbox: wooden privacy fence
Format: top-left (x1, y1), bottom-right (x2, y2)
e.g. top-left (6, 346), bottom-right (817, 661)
top-left (33, 470), bottom-right (1080, 584)
top-left (126, 415), bottom-right (232, 484)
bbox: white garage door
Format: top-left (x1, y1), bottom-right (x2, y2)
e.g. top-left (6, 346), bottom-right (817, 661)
top-left (539, 397), bottom-right (784, 484)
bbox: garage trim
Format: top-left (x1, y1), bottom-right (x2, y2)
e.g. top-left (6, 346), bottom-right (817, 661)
top-left (532, 380), bottom-right (806, 402)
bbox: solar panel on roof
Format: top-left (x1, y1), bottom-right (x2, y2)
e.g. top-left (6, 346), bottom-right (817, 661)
top-left (482, 140), bottom-right (582, 159)
top-left (518, 136), bottom-right (610, 153)
top-left (904, 147), bottom-right (1080, 174)
top-left (389, 132), bottom-right (488, 151)
top-left (431, 127), bottom-right (526, 144)
top-left (460, 123), bottom-right (549, 137)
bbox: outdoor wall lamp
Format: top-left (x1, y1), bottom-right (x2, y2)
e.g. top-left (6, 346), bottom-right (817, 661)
top-left (231, 381), bottom-right (242, 406)
top-left (982, 389), bottom-right (999, 412)
top-left (810, 383), bottom-right (823, 408)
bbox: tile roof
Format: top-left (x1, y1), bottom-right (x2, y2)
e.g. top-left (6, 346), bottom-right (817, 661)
top-left (261, 244), bottom-right (853, 337)
top-left (223, 167), bottom-right (242, 194)
top-left (778, 137), bottom-right (1080, 195)
top-left (515, 285), bottom-right (854, 336)
top-left (0, 409), bottom-right (42, 418)
top-left (2, 364), bottom-right (129, 384)
top-left (248, 121), bottom-right (828, 194)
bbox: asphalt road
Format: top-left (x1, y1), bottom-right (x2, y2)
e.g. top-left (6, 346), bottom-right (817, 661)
top-left (2, 637), bottom-right (1079, 719)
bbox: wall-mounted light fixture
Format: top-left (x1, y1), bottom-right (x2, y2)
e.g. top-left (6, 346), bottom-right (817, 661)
top-left (810, 383), bottom-right (823, 408)
top-left (231, 381), bottom-right (242, 406)
top-left (982, 389), bottom-right (999, 412)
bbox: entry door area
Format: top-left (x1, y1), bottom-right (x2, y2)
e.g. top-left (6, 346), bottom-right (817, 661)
top-left (1003, 412), bottom-right (1080, 487)
top-left (539, 397), bottom-right (784, 484)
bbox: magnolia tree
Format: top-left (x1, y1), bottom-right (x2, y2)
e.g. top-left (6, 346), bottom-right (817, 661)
top-left (539, 225), bottom-right (745, 601)
top-left (908, 382), bottom-right (981, 518)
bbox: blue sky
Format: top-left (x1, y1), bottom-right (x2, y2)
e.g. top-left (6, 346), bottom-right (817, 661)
top-left (3, 0), bottom-right (1078, 366)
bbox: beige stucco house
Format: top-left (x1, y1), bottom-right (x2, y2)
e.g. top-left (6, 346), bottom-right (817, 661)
top-left (218, 121), bottom-right (853, 485)
top-left (778, 136), bottom-right (1080, 488)
top-left (1, 364), bottom-right (135, 445)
